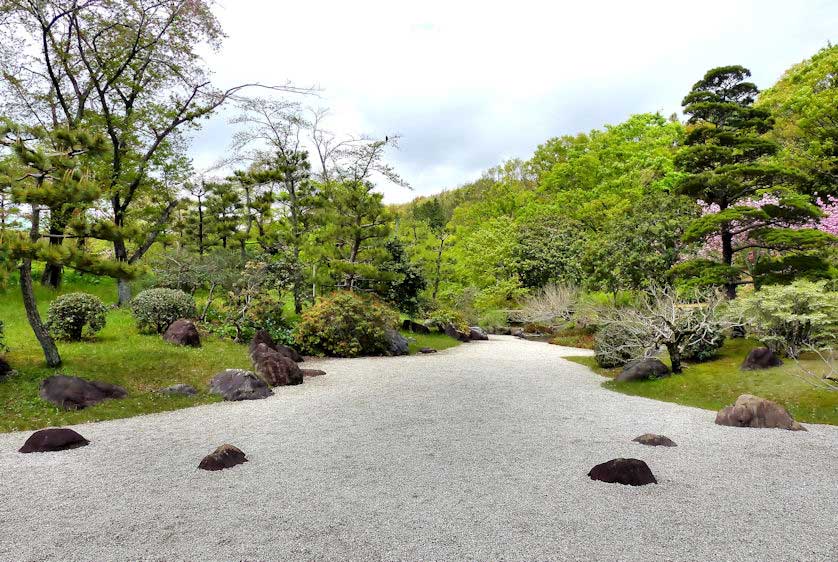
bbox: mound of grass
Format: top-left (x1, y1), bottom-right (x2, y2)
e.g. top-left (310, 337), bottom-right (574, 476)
top-left (565, 338), bottom-right (838, 425)
top-left (0, 276), bottom-right (250, 433)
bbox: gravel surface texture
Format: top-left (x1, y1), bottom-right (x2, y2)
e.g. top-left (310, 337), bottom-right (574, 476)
top-left (0, 336), bottom-right (836, 561)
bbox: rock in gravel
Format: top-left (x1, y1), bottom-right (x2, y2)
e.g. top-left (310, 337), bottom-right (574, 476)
top-left (715, 394), bottom-right (806, 431)
top-left (616, 358), bottom-right (671, 382)
top-left (402, 319), bottom-right (431, 334)
top-left (209, 369), bottom-right (274, 401)
top-left (19, 428), bottom-right (89, 453)
top-left (0, 357), bottom-right (13, 381)
top-left (198, 444), bottom-right (248, 471)
top-left (740, 347), bottom-right (783, 371)
top-left (162, 319), bottom-right (201, 347)
top-left (302, 369), bottom-right (327, 378)
top-left (160, 383), bottom-right (198, 396)
top-left (385, 328), bottom-right (410, 356)
top-left (469, 327), bottom-right (489, 341)
top-left (39, 375), bottom-right (127, 410)
top-left (632, 433), bottom-right (677, 447)
top-left (588, 458), bottom-right (657, 486)
top-left (419, 347), bottom-right (438, 354)
top-left (249, 330), bottom-right (304, 362)
top-left (250, 343), bottom-right (304, 387)
top-left (511, 327), bottom-right (524, 338)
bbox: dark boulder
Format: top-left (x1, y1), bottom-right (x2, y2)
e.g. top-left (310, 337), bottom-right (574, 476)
top-left (468, 326), bottom-right (489, 341)
top-left (444, 323), bottom-right (471, 342)
top-left (632, 433), bottom-right (677, 447)
top-left (160, 383), bottom-right (198, 396)
top-left (715, 394), bottom-right (805, 431)
top-left (401, 319), bottom-right (431, 334)
top-left (302, 369), bottom-right (327, 378)
top-left (615, 358), bottom-right (671, 382)
top-left (249, 330), bottom-right (303, 362)
top-left (385, 328), bottom-right (409, 356)
top-left (19, 428), bottom-right (89, 453)
top-left (209, 369), bottom-right (274, 401)
top-left (162, 319), bottom-right (201, 347)
top-left (740, 347), bottom-right (783, 371)
top-left (250, 343), bottom-right (303, 387)
top-left (419, 347), bottom-right (438, 354)
top-left (588, 458), bottom-right (657, 486)
top-left (0, 357), bottom-right (13, 381)
top-left (511, 327), bottom-right (524, 338)
top-left (39, 375), bottom-right (127, 410)
top-left (198, 444), bottom-right (248, 471)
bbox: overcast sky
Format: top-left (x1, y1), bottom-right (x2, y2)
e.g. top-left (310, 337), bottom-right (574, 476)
top-left (189, 0), bottom-right (838, 203)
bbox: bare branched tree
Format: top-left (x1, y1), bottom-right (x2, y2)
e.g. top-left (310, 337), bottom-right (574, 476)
top-left (792, 345), bottom-right (838, 391)
top-left (596, 285), bottom-right (734, 373)
top-left (515, 284), bottom-right (580, 325)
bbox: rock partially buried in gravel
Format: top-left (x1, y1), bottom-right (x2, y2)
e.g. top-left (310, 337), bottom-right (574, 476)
top-left (302, 369), bottom-right (327, 378)
top-left (209, 369), bottom-right (274, 401)
top-left (469, 326), bottom-right (489, 341)
top-left (715, 394), bottom-right (806, 431)
top-left (444, 323), bottom-right (471, 342)
top-left (19, 428), bottom-right (89, 453)
top-left (162, 319), bottom-right (201, 347)
top-left (740, 347), bottom-right (783, 371)
top-left (160, 383), bottom-right (198, 396)
top-left (39, 374), bottom-right (128, 410)
top-left (632, 433), bottom-right (677, 447)
top-left (616, 358), bottom-right (671, 382)
top-left (419, 347), bottom-right (438, 354)
top-left (588, 458), bottom-right (657, 486)
top-left (198, 444), bottom-right (248, 471)
top-left (250, 343), bottom-right (304, 386)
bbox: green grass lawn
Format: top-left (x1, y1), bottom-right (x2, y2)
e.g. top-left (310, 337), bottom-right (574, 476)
top-left (0, 274), bottom-right (251, 433)
top-left (0, 274), bottom-right (461, 433)
top-left (404, 331), bottom-right (462, 355)
top-left (565, 338), bottom-right (838, 425)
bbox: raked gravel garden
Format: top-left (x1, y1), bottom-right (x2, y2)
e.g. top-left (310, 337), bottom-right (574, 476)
top-left (1, 336), bottom-right (836, 561)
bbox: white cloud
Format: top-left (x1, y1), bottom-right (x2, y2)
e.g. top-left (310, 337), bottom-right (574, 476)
top-left (190, 0), bottom-right (838, 202)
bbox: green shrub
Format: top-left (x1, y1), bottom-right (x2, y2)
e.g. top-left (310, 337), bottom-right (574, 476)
top-left (478, 309), bottom-right (508, 330)
top-left (729, 280), bottom-right (838, 357)
top-left (295, 291), bottom-right (398, 357)
top-left (0, 320), bottom-right (6, 351)
top-left (130, 288), bottom-right (196, 334)
top-left (425, 307), bottom-right (469, 333)
top-left (46, 292), bottom-right (108, 341)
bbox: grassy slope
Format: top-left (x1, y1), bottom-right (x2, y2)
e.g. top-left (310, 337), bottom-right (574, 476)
top-left (404, 332), bottom-right (462, 354)
top-left (565, 338), bottom-right (838, 425)
top-left (1, 275), bottom-right (461, 433)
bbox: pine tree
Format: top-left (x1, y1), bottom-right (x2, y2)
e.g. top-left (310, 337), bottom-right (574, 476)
top-left (674, 66), bottom-right (834, 297)
top-left (0, 122), bottom-right (133, 366)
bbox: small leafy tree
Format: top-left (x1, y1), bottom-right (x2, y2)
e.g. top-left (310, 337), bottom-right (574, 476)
top-left (376, 239), bottom-right (426, 315)
top-left (729, 280), bottom-right (838, 357)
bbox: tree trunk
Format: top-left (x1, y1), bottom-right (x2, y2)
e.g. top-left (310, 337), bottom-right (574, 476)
top-left (21, 205), bottom-right (61, 367)
top-left (666, 342), bottom-right (682, 374)
top-left (40, 208), bottom-right (69, 288)
top-left (41, 262), bottom-right (63, 289)
top-left (721, 228), bottom-right (736, 299)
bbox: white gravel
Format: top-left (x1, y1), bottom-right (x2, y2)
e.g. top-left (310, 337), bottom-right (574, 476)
top-left (1, 336), bottom-right (836, 561)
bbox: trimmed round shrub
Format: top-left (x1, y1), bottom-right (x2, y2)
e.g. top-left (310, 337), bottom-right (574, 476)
top-left (594, 321), bottom-right (649, 369)
top-left (131, 288), bottom-right (196, 334)
top-left (46, 292), bottom-right (108, 341)
top-left (295, 291), bottom-right (399, 357)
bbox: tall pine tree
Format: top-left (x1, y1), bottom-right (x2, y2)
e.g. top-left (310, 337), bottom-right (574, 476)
top-left (674, 66), bottom-right (834, 297)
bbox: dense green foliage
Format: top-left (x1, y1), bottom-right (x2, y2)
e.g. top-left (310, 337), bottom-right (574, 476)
top-left (729, 280), bottom-right (838, 357)
top-left (46, 293), bottom-right (107, 341)
top-left (295, 291), bottom-right (399, 357)
top-left (130, 288), bottom-right (197, 334)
